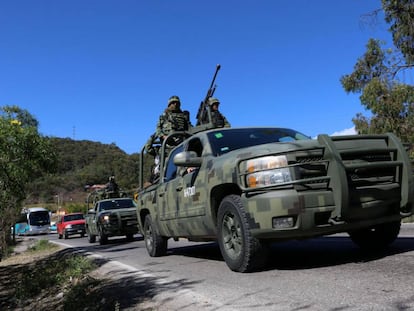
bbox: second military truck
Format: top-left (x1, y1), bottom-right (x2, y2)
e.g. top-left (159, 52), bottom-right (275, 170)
top-left (136, 126), bottom-right (414, 272)
top-left (85, 197), bottom-right (139, 245)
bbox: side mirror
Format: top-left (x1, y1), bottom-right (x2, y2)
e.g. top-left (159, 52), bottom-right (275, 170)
top-left (173, 151), bottom-right (202, 167)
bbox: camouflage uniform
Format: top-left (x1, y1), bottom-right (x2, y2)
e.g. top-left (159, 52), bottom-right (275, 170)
top-left (201, 97), bottom-right (230, 128)
top-left (146, 96), bottom-right (191, 184)
top-left (155, 95), bottom-right (191, 140)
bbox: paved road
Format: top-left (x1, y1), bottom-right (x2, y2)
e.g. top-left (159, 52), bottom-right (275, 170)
top-left (46, 224), bottom-right (414, 310)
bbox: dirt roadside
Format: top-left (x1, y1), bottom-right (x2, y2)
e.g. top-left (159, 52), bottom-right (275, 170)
top-left (0, 237), bottom-right (159, 310)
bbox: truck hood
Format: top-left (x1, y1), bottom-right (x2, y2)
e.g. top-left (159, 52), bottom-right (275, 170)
top-left (64, 220), bottom-right (86, 226)
top-left (229, 139), bottom-right (321, 161)
top-left (98, 207), bottom-right (136, 216)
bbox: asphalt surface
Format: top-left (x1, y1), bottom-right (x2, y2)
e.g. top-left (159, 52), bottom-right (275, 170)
top-left (20, 223), bottom-right (414, 310)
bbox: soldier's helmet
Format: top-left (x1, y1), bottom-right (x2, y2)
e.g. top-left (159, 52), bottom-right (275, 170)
top-left (208, 97), bottom-right (220, 106)
top-left (168, 95), bottom-right (181, 107)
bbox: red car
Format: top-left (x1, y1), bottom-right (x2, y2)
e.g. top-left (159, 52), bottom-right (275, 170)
top-left (57, 212), bottom-right (86, 239)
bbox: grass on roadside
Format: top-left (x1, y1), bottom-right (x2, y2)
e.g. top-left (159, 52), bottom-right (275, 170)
top-left (16, 241), bottom-right (96, 300)
top-left (2, 238), bottom-right (157, 311)
top-left (4, 239), bottom-right (107, 310)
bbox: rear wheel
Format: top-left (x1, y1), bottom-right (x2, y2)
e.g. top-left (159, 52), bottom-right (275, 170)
top-left (217, 194), bottom-right (269, 272)
top-left (348, 221), bottom-right (401, 250)
top-left (144, 214), bottom-right (167, 257)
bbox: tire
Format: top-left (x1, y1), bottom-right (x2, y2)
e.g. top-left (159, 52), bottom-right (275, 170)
top-left (99, 227), bottom-right (108, 245)
top-left (217, 194), bottom-right (269, 272)
top-left (126, 233), bottom-right (134, 241)
top-left (86, 227), bottom-right (96, 243)
top-left (144, 214), bottom-right (167, 257)
top-left (348, 221), bottom-right (401, 250)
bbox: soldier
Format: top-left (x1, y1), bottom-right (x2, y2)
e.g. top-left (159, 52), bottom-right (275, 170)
top-left (145, 96), bottom-right (191, 185)
top-left (155, 95), bottom-right (191, 142)
top-left (201, 97), bottom-right (230, 128)
top-left (106, 176), bottom-right (119, 192)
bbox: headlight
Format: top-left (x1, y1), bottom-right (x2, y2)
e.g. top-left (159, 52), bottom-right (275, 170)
top-left (65, 224), bottom-right (72, 229)
top-left (244, 155), bottom-right (292, 188)
top-left (100, 214), bottom-right (110, 223)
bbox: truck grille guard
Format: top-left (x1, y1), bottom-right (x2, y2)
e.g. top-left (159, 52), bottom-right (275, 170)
top-left (108, 210), bottom-right (138, 227)
top-left (240, 133), bottom-right (413, 220)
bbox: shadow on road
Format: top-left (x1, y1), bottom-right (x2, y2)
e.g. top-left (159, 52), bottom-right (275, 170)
top-left (168, 235), bottom-right (414, 272)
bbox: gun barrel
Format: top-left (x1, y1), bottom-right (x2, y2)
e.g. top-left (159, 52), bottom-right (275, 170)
top-left (207, 64), bottom-right (221, 95)
top-left (196, 64), bottom-right (222, 126)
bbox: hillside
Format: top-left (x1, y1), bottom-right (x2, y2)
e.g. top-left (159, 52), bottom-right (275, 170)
top-left (24, 137), bottom-right (140, 206)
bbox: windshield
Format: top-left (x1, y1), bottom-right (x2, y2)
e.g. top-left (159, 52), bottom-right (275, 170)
top-left (63, 214), bottom-right (84, 222)
top-left (99, 199), bottom-right (135, 211)
top-left (28, 211), bottom-right (50, 226)
top-left (207, 127), bottom-right (310, 156)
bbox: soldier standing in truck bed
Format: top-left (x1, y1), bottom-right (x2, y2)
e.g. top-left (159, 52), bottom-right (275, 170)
top-left (145, 96), bottom-right (191, 185)
top-left (156, 95), bottom-right (191, 142)
top-left (201, 97), bottom-right (230, 128)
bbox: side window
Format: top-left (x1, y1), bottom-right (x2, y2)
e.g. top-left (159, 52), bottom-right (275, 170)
top-left (165, 145), bottom-right (184, 182)
top-left (187, 138), bottom-right (203, 156)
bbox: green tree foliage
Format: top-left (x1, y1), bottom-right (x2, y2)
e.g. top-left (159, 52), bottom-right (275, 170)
top-left (0, 105), bottom-right (56, 251)
top-left (25, 137), bottom-right (140, 204)
top-left (382, 0), bottom-right (414, 64)
top-left (340, 0), bottom-right (414, 145)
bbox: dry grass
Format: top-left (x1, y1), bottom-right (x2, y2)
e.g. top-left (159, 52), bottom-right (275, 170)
top-left (0, 238), bottom-right (157, 311)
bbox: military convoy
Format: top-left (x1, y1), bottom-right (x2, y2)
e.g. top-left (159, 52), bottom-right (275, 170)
top-left (134, 65), bottom-right (414, 272)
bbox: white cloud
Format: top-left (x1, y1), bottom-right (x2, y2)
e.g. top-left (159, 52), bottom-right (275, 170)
top-left (331, 126), bottom-right (357, 136)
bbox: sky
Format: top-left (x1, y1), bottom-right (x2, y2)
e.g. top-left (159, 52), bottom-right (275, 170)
top-left (0, 1), bottom-right (393, 155)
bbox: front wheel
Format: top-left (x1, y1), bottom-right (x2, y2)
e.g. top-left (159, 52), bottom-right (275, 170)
top-left (86, 227), bottom-right (96, 243)
top-left (348, 221), bottom-right (401, 250)
top-left (144, 214), bottom-right (167, 257)
top-left (99, 226), bottom-right (108, 245)
top-left (217, 194), bottom-right (269, 272)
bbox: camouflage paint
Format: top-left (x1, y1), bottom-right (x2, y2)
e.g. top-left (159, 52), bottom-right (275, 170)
top-left (137, 128), bottom-right (414, 243)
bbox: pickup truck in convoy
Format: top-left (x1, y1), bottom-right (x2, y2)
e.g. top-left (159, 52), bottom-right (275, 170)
top-left (85, 197), bottom-right (139, 245)
top-left (57, 212), bottom-right (86, 239)
top-left (136, 126), bottom-right (414, 272)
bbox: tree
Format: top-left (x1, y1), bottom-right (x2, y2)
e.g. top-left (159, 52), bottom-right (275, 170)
top-left (340, 0), bottom-right (414, 146)
top-left (382, 0), bottom-right (414, 64)
top-left (0, 106), bottom-right (56, 254)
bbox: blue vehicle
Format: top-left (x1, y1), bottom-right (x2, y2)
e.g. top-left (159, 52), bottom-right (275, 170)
top-left (15, 207), bottom-right (51, 235)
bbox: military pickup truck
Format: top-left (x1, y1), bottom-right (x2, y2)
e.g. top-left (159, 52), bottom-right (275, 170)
top-left (136, 126), bottom-right (414, 272)
top-left (85, 197), bottom-right (139, 245)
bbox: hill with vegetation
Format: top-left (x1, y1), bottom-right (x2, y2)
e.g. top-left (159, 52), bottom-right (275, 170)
top-left (24, 137), bottom-right (140, 209)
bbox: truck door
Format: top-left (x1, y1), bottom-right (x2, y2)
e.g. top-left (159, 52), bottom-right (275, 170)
top-left (158, 145), bottom-right (184, 222)
top-left (175, 137), bottom-right (206, 219)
